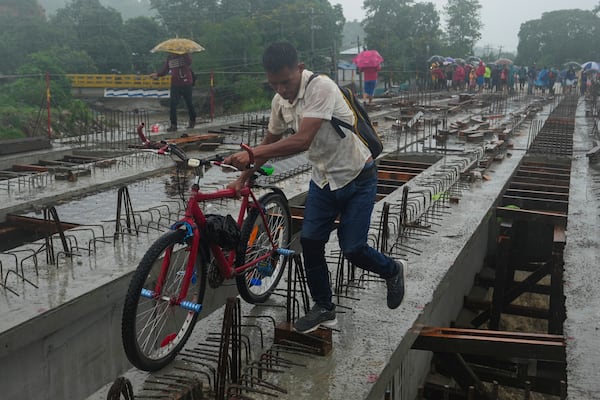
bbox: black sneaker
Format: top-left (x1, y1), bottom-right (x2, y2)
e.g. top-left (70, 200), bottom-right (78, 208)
top-left (386, 261), bottom-right (405, 309)
top-left (166, 125), bottom-right (178, 132)
top-left (293, 304), bottom-right (337, 333)
top-left (187, 120), bottom-right (196, 129)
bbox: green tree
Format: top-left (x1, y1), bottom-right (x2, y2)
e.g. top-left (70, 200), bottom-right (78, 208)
top-left (51, 0), bottom-right (132, 73)
top-left (148, 0), bottom-right (345, 72)
top-left (255, 1), bottom-right (344, 71)
top-left (0, 46), bottom-right (97, 139)
top-left (0, 0), bottom-right (55, 74)
top-left (363, 0), bottom-right (441, 84)
top-left (443, 0), bottom-right (482, 57)
top-left (516, 9), bottom-right (600, 67)
top-left (149, 0), bottom-right (218, 36)
top-left (122, 17), bottom-right (168, 73)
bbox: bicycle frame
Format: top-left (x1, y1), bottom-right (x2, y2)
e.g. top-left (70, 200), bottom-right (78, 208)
top-left (154, 178), bottom-right (282, 306)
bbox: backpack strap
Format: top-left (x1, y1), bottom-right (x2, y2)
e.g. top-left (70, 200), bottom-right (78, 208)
top-left (330, 117), bottom-right (350, 138)
top-left (306, 73), bottom-right (350, 139)
top-left (307, 72), bottom-right (320, 86)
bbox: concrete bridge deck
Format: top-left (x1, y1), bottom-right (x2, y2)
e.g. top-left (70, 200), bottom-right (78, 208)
top-left (0, 95), bottom-right (597, 400)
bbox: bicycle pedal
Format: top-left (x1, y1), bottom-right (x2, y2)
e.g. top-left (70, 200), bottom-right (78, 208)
top-left (140, 288), bottom-right (155, 298)
top-left (179, 301), bottom-right (202, 313)
top-left (276, 248), bottom-right (295, 256)
top-left (250, 277), bottom-right (263, 286)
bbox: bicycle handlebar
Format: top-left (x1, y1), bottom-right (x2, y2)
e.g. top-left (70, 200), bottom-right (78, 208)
top-left (157, 141), bottom-right (257, 171)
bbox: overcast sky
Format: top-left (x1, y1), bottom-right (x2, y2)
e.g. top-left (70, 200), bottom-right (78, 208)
top-left (333, 0), bottom-right (599, 52)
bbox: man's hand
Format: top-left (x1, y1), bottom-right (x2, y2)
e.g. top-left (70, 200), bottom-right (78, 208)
top-left (226, 177), bottom-right (244, 197)
top-left (149, 72), bottom-right (158, 79)
top-left (223, 151), bottom-right (251, 170)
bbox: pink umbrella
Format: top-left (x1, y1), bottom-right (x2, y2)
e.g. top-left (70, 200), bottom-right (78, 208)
top-left (352, 50), bottom-right (384, 69)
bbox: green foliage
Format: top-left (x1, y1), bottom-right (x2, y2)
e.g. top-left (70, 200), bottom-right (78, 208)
top-left (4, 0), bottom-right (600, 140)
top-left (195, 15), bottom-right (263, 73)
top-left (50, 0), bottom-right (132, 73)
top-left (0, 1), bottom-right (55, 74)
top-left (123, 17), bottom-right (168, 73)
top-left (147, 0), bottom-right (345, 72)
top-left (516, 9), bottom-right (600, 67)
top-left (0, 101), bottom-right (39, 140)
top-left (54, 99), bottom-right (95, 136)
top-left (235, 76), bottom-right (270, 112)
top-left (363, 0), bottom-right (441, 83)
top-left (443, 0), bottom-right (482, 57)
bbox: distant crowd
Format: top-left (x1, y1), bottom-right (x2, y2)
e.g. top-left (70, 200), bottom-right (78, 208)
top-left (429, 61), bottom-right (597, 96)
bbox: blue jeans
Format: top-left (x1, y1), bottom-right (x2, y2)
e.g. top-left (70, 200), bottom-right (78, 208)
top-left (300, 164), bottom-right (397, 308)
top-left (364, 80), bottom-right (376, 96)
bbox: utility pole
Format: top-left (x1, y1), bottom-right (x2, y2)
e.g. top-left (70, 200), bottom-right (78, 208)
top-left (310, 8), bottom-right (315, 68)
top-left (356, 35), bottom-right (363, 95)
top-left (332, 41), bottom-right (338, 83)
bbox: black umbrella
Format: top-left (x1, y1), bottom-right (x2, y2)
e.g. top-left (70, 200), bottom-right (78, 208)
top-left (427, 55), bottom-right (445, 64)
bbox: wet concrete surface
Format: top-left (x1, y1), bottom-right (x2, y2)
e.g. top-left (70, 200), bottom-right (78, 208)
top-left (563, 99), bottom-right (600, 399)
top-left (0, 93), bottom-right (596, 399)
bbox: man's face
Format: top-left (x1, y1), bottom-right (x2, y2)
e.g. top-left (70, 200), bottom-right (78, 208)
top-left (266, 63), bottom-right (304, 102)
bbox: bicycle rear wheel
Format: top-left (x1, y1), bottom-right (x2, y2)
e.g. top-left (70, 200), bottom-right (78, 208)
top-left (122, 229), bottom-right (207, 371)
top-left (236, 192), bottom-right (292, 303)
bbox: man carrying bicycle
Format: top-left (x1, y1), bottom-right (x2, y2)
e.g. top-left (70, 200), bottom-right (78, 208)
top-left (224, 42), bottom-right (405, 334)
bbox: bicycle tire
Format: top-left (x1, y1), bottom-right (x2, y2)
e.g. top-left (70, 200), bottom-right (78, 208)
top-left (236, 192), bottom-right (292, 303)
top-left (122, 229), bottom-right (207, 371)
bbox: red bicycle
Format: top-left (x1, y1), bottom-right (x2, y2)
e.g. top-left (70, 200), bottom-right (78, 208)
top-left (121, 141), bottom-right (292, 371)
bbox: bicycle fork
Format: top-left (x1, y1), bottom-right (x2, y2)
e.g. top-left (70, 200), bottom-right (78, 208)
top-left (140, 225), bottom-right (204, 313)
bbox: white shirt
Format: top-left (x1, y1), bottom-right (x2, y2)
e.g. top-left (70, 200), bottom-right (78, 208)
top-left (267, 69), bottom-right (371, 190)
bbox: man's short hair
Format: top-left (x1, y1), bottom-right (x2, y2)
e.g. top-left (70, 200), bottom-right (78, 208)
top-left (262, 42), bottom-right (298, 73)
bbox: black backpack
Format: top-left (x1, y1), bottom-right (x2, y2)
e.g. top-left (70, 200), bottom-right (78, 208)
top-left (307, 73), bottom-right (383, 158)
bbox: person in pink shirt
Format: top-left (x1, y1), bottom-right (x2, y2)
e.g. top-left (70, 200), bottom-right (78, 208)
top-left (360, 65), bottom-right (380, 104)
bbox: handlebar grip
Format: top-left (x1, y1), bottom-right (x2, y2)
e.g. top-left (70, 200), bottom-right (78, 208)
top-left (239, 143), bottom-right (255, 169)
top-left (169, 144), bottom-right (187, 161)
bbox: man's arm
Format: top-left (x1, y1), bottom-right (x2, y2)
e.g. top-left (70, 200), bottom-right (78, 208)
top-left (223, 117), bottom-right (323, 194)
top-left (225, 117), bottom-right (323, 170)
top-left (150, 58), bottom-right (169, 78)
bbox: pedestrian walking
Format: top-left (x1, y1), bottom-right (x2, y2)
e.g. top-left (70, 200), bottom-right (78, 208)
top-left (150, 52), bottom-right (196, 132)
top-left (223, 42), bottom-right (406, 334)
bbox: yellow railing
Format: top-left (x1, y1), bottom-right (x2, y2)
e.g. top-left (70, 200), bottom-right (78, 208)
top-left (66, 74), bottom-right (171, 89)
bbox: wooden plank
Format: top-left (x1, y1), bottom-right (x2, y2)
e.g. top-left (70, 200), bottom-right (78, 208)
top-left (377, 170), bottom-right (419, 182)
top-left (63, 155), bottom-right (104, 162)
top-left (505, 188), bottom-right (569, 202)
top-left (501, 195), bottom-right (569, 213)
top-left (167, 134), bottom-right (221, 144)
top-left (412, 326), bottom-right (565, 361)
top-left (496, 206), bottom-right (567, 226)
top-left (516, 170), bottom-right (570, 181)
top-left (512, 175), bottom-right (570, 188)
top-left (519, 165), bottom-right (571, 174)
top-left (377, 159), bottom-right (432, 168)
top-left (373, 164), bottom-right (427, 173)
top-left (11, 164), bottom-right (49, 173)
top-left (38, 159), bottom-right (78, 167)
top-left (509, 181), bottom-right (569, 194)
top-left (5, 215), bottom-right (79, 233)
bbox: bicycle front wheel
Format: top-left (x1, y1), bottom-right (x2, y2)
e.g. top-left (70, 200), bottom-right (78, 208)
top-left (236, 192), bottom-right (292, 303)
top-left (122, 229), bottom-right (207, 371)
